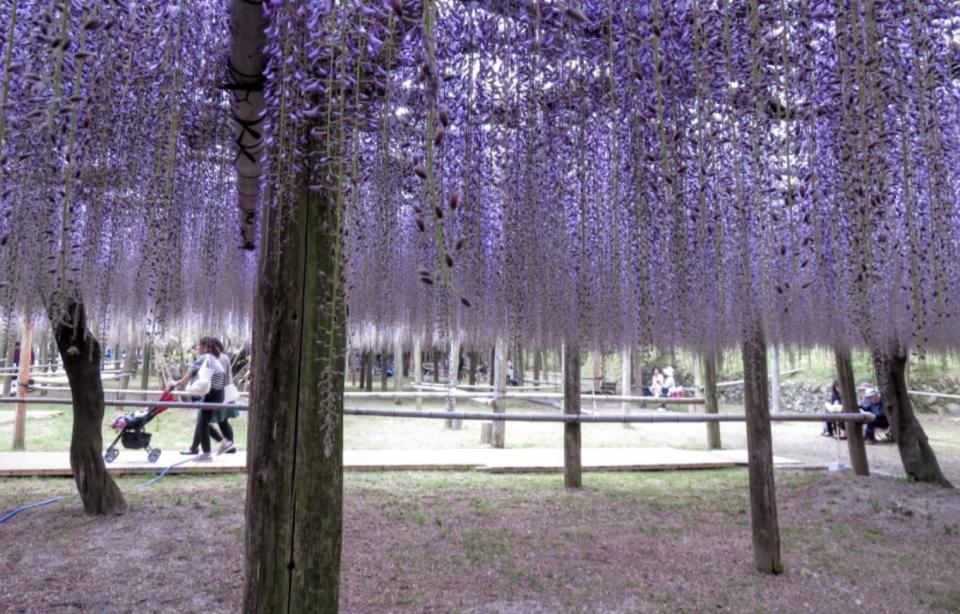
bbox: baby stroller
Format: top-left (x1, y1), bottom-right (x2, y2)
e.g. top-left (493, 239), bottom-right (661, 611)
top-left (104, 388), bottom-right (176, 464)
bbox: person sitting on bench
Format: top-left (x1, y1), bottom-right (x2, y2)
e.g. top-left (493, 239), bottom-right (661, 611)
top-left (860, 388), bottom-right (892, 444)
top-left (821, 381), bottom-right (845, 438)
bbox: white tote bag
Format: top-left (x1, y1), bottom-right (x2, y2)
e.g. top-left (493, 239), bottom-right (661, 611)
top-left (223, 383), bottom-right (240, 403)
top-left (186, 356), bottom-right (214, 396)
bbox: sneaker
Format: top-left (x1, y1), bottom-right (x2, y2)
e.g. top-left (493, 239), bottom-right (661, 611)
top-left (226, 447), bottom-right (237, 454)
top-left (194, 453), bottom-right (214, 462)
top-left (217, 440), bottom-right (235, 455)
top-left (180, 449), bottom-right (199, 455)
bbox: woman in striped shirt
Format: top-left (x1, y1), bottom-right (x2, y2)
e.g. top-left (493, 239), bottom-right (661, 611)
top-left (169, 337), bottom-right (225, 461)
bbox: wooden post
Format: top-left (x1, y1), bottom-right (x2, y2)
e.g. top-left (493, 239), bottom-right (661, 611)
top-left (393, 336), bottom-right (403, 404)
top-left (244, 154), bottom-right (347, 611)
top-left (116, 343), bottom-right (136, 413)
top-left (533, 350), bottom-right (542, 388)
top-left (516, 344), bottom-right (525, 386)
top-left (834, 346), bottom-right (868, 475)
top-left (769, 344), bottom-right (781, 413)
top-left (12, 319), bottom-right (32, 450)
top-left (742, 324), bottom-right (782, 574)
top-left (564, 343), bottom-right (582, 488)
top-left (2, 331), bottom-right (16, 397)
top-left (139, 341), bottom-right (152, 400)
top-left (379, 349), bottom-right (388, 392)
top-left (489, 347), bottom-right (496, 385)
top-left (358, 351), bottom-right (366, 390)
top-left (364, 350), bottom-right (373, 392)
top-left (467, 351), bottom-right (478, 386)
top-left (432, 349), bottom-right (441, 383)
top-left (621, 347), bottom-right (632, 427)
top-left (413, 337), bottom-right (423, 411)
top-left (445, 337), bottom-right (462, 430)
top-left (491, 337), bottom-right (507, 447)
top-left (703, 351), bottom-right (722, 450)
top-left (349, 351), bottom-right (356, 387)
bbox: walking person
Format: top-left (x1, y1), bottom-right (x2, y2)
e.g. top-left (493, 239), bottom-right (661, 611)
top-left (169, 337), bottom-right (225, 461)
top-left (209, 338), bottom-right (238, 454)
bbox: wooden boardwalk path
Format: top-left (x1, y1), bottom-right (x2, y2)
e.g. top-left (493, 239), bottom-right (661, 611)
top-left (0, 447), bottom-right (800, 477)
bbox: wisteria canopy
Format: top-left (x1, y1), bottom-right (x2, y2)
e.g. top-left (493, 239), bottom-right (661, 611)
top-left (1, 0), bottom-right (959, 354)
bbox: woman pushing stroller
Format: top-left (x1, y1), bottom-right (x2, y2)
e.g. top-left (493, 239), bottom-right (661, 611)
top-left (168, 336), bottom-right (227, 462)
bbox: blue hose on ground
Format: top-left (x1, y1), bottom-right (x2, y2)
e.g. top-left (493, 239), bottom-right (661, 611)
top-left (0, 457), bottom-right (198, 525)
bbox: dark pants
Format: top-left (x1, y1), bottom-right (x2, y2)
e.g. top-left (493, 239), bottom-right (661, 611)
top-left (824, 420), bottom-right (844, 437)
top-left (194, 388), bottom-right (225, 453)
top-left (864, 412), bottom-right (889, 440)
top-left (190, 419), bottom-right (222, 452)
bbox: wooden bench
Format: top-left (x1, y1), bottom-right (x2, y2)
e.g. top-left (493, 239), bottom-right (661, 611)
top-left (597, 382), bottom-right (617, 395)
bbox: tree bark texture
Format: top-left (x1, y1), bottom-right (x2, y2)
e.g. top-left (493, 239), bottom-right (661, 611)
top-left (564, 344), bottom-right (582, 489)
top-left (703, 351), bottom-right (721, 450)
top-left (243, 176), bottom-right (346, 611)
top-left (433, 349), bottom-right (441, 383)
top-left (741, 325), bottom-right (782, 574)
top-left (12, 319), bottom-right (32, 449)
top-left (50, 300), bottom-right (126, 515)
top-left (871, 345), bottom-right (951, 487)
top-left (833, 346), bottom-right (869, 476)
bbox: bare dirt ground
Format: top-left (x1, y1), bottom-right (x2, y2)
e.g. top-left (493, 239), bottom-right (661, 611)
top-left (2, 469), bottom-right (959, 613)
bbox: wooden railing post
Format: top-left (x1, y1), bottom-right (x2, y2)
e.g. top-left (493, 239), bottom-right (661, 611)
top-left (834, 346), bottom-right (869, 476)
top-left (563, 343), bottom-right (582, 489)
top-left (742, 323), bottom-right (782, 574)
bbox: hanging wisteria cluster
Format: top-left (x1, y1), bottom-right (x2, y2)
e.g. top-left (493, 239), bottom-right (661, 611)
top-left (0, 1), bottom-right (255, 340)
top-left (317, 0), bottom-right (960, 353)
top-left (2, 1), bottom-right (960, 356)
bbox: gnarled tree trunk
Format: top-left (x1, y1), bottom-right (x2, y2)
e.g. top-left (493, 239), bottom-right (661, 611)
top-left (871, 344), bottom-right (951, 487)
top-left (50, 299), bottom-right (126, 516)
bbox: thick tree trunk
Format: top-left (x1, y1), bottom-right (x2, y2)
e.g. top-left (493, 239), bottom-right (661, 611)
top-left (871, 345), bottom-right (952, 487)
top-left (244, 174), bottom-right (346, 611)
top-left (116, 343), bottom-right (137, 413)
top-left (703, 351), bottom-right (721, 450)
top-left (432, 349), bottom-right (441, 383)
top-left (834, 346), bottom-right (869, 476)
top-left (742, 325), bottom-right (781, 574)
top-left (50, 299), bottom-right (126, 516)
top-left (564, 344), bottom-right (582, 488)
top-left (12, 319), bottom-right (32, 449)
top-left (489, 347), bottom-right (496, 385)
top-left (491, 338), bottom-right (507, 447)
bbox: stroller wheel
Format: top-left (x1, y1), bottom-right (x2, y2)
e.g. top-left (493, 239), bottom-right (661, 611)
top-left (104, 448), bottom-right (119, 463)
top-left (148, 449), bottom-right (162, 463)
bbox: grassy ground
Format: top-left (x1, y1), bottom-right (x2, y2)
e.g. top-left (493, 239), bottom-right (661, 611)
top-left (2, 469), bottom-right (959, 613)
